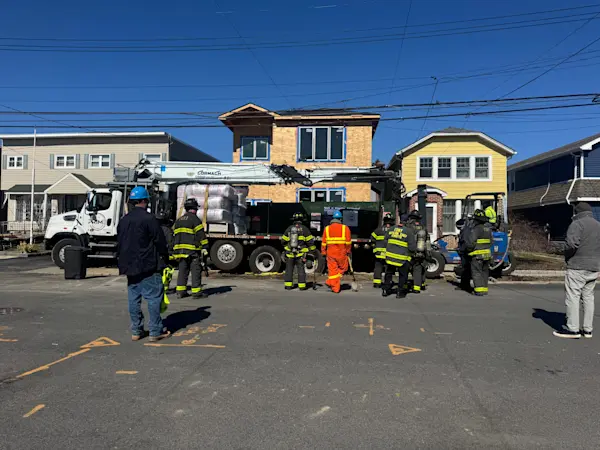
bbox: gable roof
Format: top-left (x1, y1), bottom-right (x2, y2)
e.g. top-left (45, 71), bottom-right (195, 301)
top-left (45, 173), bottom-right (100, 195)
top-left (508, 132), bottom-right (600, 172)
top-left (392, 128), bottom-right (516, 164)
top-left (218, 103), bottom-right (279, 121)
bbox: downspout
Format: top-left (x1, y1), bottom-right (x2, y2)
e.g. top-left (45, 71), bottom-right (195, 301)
top-left (539, 160), bottom-right (551, 206)
top-left (565, 152), bottom-right (581, 205)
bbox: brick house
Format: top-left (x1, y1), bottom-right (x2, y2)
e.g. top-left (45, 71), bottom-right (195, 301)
top-left (219, 103), bottom-right (379, 204)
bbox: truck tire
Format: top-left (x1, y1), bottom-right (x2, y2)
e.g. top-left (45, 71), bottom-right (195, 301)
top-left (52, 238), bottom-right (80, 269)
top-left (249, 246), bottom-right (282, 274)
top-left (210, 240), bottom-right (244, 271)
top-left (305, 250), bottom-right (326, 275)
top-left (491, 252), bottom-right (515, 278)
top-left (425, 251), bottom-right (446, 279)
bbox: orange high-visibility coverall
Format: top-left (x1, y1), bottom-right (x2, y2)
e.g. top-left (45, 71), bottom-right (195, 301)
top-left (321, 221), bottom-right (352, 293)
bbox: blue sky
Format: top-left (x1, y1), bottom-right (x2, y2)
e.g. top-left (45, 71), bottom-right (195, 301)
top-left (1, 0), bottom-right (600, 165)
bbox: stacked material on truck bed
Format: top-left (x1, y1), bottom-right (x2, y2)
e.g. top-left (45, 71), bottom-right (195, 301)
top-left (176, 184), bottom-right (249, 234)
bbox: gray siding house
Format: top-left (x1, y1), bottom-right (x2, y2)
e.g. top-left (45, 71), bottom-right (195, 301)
top-left (0, 132), bottom-right (218, 233)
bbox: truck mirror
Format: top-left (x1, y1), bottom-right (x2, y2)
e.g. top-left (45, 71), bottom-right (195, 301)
top-left (86, 190), bottom-right (99, 212)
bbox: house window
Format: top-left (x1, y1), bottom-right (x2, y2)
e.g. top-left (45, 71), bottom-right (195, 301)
top-left (298, 127), bottom-right (344, 161)
top-left (89, 154), bottom-right (111, 168)
top-left (7, 156), bottom-right (24, 169)
top-left (241, 137), bottom-right (269, 160)
top-left (442, 200), bottom-right (456, 233)
top-left (297, 188), bottom-right (345, 202)
top-left (456, 157), bottom-right (470, 179)
top-left (144, 153), bottom-right (162, 162)
top-left (419, 157), bottom-right (433, 178)
top-left (475, 157), bottom-right (489, 179)
top-left (56, 155), bottom-right (76, 169)
top-left (438, 157), bottom-right (451, 178)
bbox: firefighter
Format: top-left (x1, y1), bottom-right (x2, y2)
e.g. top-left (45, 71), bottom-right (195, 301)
top-left (462, 209), bottom-right (493, 296)
top-left (382, 218), bottom-right (416, 298)
top-left (405, 210), bottom-right (429, 294)
top-left (321, 210), bottom-right (352, 294)
top-left (370, 213), bottom-right (394, 288)
top-left (485, 205), bottom-right (498, 230)
top-left (172, 198), bottom-right (209, 298)
top-left (282, 212), bottom-right (316, 290)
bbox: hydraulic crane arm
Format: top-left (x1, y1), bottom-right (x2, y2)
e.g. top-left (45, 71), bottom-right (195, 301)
top-left (133, 160), bottom-right (400, 187)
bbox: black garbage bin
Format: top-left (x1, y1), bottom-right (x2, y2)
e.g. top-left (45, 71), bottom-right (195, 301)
top-left (64, 246), bottom-right (88, 280)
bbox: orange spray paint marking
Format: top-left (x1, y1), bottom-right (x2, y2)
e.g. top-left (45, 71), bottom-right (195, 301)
top-left (23, 404), bottom-right (45, 418)
top-left (17, 349), bottom-right (91, 378)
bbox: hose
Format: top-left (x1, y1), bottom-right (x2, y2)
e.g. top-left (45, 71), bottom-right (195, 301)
top-left (490, 230), bottom-right (511, 272)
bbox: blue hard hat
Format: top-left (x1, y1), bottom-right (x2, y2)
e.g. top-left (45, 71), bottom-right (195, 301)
top-left (130, 186), bottom-right (149, 200)
top-left (333, 210), bottom-right (343, 219)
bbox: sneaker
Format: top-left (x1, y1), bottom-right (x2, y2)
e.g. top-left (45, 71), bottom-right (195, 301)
top-left (149, 330), bottom-right (172, 342)
top-left (583, 330), bottom-right (593, 339)
top-left (553, 329), bottom-right (581, 339)
top-left (131, 330), bottom-right (148, 341)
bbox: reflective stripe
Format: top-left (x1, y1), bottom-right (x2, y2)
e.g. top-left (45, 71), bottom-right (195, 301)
top-left (200, 239), bottom-right (209, 246)
top-left (298, 283), bottom-right (306, 288)
top-left (476, 239), bottom-right (491, 244)
top-left (373, 279), bottom-right (382, 284)
top-left (371, 232), bottom-right (384, 240)
top-left (474, 286), bottom-right (488, 292)
top-left (309, 245), bottom-right (316, 251)
top-left (373, 247), bottom-right (385, 252)
top-left (191, 287), bottom-right (203, 293)
top-left (284, 281), bottom-right (293, 287)
top-left (325, 225), bottom-right (347, 244)
top-left (385, 259), bottom-right (405, 267)
top-left (173, 227), bottom-right (194, 235)
top-left (281, 235), bottom-right (290, 241)
top-left (176, 286), bottom-right (187, 291)
top-left (328, 273), bottom-right (342, 280)
top-left (413, 285), bottom-right (421, 291)
top-left (171, 254), bottom-right (190, 259)
top-left (173, 244), bottom-right (199, 251)
top-left (298, 235), bottom-right (306, 241)
top-left (193, 224), bottom-right (204, 233)
top-left (375, 254), bottom-right (386, 259)
top-left (388, 239), bottom-right (408, 247)
top-left (469, 249), bottom-right (491, 256)
top-left (385, 251), bottom-right (411, 261)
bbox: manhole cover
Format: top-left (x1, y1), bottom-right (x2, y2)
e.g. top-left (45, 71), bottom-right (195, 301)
top-left (0, 307), bottom-right (24, 315)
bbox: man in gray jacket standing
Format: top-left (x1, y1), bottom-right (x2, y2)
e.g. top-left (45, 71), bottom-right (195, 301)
top-left (554, 202), bottom-right (600, 339)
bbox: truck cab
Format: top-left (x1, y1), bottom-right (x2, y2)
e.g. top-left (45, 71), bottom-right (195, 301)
top-left (45, 188), bottom-right (123, 268)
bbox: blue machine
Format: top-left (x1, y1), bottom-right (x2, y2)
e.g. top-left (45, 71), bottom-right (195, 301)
top-left (431, 192), bottom-right (514, 278)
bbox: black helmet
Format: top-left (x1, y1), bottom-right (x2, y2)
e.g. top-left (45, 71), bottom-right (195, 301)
top-left (383, 213), bottom-right (395, 224)
top-left (292, 212), bottom-right (305, 222)
top-left (473, 209), bottom-right (487, 222)
top-left (408, 209), bottom-right (421, 220)
top-left (184, 198), bottom-right (199, 211)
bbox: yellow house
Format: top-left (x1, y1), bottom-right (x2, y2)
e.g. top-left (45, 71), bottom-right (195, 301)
top-left (388, 127), bottom-right (516, 239)
top-left (219, 103), bottom-right (379, 204)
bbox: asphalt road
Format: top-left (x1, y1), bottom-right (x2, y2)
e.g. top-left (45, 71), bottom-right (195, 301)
top-left (1, 266), bottom-right (599, 449)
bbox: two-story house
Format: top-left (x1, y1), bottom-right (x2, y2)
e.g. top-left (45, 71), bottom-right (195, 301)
top-left (388, 127), bottom-right (516, 240)
top-left (0, 132), bottom-right (218, 233)
top-left (508, 132), bottom-right (600, 239)
top-left (219, 103), bottom-right (379, 204)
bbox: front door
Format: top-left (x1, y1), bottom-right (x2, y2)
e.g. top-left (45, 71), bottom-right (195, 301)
top-left (425, 203), bottom-right (438, 241)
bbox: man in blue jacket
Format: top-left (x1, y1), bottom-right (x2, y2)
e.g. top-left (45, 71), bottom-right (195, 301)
top-left (117, 186), bottom-right (171, 342)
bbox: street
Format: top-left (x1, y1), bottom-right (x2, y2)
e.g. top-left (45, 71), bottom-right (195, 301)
top-left (1, 262), bottom-right (599, 449)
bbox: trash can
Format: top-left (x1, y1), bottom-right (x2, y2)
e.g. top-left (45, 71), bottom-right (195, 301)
top-left (64, 246), bottom-right (88, 280)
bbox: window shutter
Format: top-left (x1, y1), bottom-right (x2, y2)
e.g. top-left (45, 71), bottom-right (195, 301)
top-left (23, 154), bottom-right (28, 169)
top-left (110, 153), bottom-right (116, 169)
top-left (49, 154), bottom-right (55, 169)
top-left (161, 152), bottom-right (167, 161)
top-left (83, 154), bottom-right (89, 169)
top-left (1, 155), bottom-right (6, 170)
top-left (75, 154), bottom-right (80, 169)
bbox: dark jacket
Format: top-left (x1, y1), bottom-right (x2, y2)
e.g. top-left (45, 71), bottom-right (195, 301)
top-left (464, 221), bottom-right (492, 260)
top-left (565, 211), bottom-right (600, 271)
top-left (282, 223), bottom-right (315, 258)
top-left (370, 225), bottom-right (389, 260)
top-left (117, 207), bottom-right (168, 277)
top-left (383, 224), bottom-right (417, 267)
top-left (172, 212), bottom-right (208, 258)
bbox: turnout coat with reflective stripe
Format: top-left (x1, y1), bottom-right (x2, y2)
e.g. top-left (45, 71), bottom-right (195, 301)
top-left (383, 225), bottom-right (417, 267)
top-left (466, 222), bottom-right (492, 259)
top-left (172, 212), bottom-right (208, 258)
top-left (370, 226), bottom-right (387, 259)
top-left (282, 224), bottom-right (316, 258)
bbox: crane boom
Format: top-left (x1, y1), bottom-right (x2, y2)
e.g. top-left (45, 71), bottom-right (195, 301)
top-left (134, 161), bottom-right (400, 187)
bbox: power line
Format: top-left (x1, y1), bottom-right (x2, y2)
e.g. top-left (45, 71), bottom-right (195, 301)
top-left (387, 0), bottom-right (412, 102)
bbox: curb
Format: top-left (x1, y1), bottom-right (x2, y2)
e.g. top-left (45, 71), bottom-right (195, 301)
top-left (18, 251), bottom-right (51, 258)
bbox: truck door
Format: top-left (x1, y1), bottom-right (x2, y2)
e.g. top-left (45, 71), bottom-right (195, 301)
top-left (82, 191), bottom-right (121, 238)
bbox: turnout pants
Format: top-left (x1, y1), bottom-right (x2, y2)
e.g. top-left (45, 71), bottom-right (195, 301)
top-left (460, 255), bottom-right (472, 292)
top-left (177, 255), bottom-right (202, 294)
top-left (383, 263), bottom-right (410, 293)
top-left (284, 256), bottom-right (307, 289)
top-left (565, 269), bottom-right (598, 333)
top-left (326, 255), bottom-right (349, 293)
top-left (471, 257), bottom-right (489, 295)
top-left (412, 257), bottom-right (426, 292)
top-left (373, 259), bottom-right (385, 287)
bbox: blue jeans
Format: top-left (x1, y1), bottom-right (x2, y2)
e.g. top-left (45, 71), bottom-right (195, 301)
top-left (127, 272), bottom-right (164, 337)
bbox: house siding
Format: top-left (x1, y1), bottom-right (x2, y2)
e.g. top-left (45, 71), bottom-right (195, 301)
top-left (584, 147), bottom-right (600, 177)
top-left (169, 137), bottom-right (219, 162)
top-left (513, 154), bottom-right (574, 191)
top-left (402, 140), bottom-right (508, 198)
top-left (45, 176), bottom-right (89, 194)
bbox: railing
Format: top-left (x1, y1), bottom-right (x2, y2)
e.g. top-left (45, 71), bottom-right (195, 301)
top-left (0, 221), bottom-right (45, 235)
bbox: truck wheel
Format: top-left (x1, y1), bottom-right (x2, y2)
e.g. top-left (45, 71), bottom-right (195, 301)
top-left (491, 252), bottom-right (515, 278)
top-left (305, 251), bottom-right (325, 275)
top-left (51, 238), bottom-right (80, 269)
top-left (249, 246), bottom-right (282, 274)
top-left (210, 240), bottom-right (244, 271)
top-left (425, 251), bottom-right (446, 278)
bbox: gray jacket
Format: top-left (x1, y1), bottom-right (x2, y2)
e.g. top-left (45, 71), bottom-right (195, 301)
top-left (565, 211), bottom-right (600, 271)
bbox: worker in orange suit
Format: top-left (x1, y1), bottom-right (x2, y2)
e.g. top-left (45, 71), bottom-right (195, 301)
top-left (321, 210), bottom-right (352, 293)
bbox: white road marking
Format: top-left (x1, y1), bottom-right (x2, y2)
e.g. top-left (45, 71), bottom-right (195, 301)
top-left (308, 406), bottom-right (331, 419)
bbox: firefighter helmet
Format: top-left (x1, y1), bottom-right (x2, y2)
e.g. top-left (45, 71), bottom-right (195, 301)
top-left (184, 198), bottom-right (199, 211)
top-left (291, 212), bottom-right (305, 222)
top-left (383, 213), bottom-right (395, 224)
top-left (408, 209), bottom-right (422, 220)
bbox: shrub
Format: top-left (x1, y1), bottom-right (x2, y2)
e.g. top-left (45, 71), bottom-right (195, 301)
top-left (508, 215), bottom-right (549, 254)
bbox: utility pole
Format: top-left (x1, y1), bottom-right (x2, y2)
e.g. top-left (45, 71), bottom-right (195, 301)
top-left (29, 128), bottom-right (36, 245)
